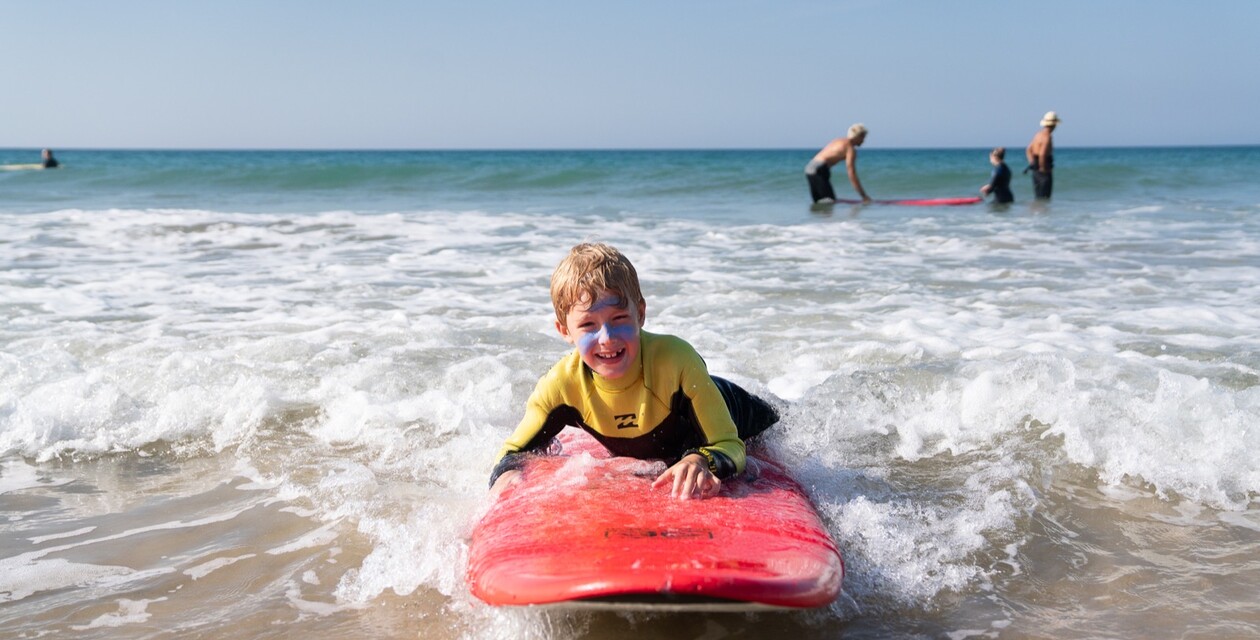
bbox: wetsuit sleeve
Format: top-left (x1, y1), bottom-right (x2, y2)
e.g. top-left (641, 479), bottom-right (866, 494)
top-left (489, 364), bottom-right (572, 486)
top-left (672, 342), bottom-right (746, 477)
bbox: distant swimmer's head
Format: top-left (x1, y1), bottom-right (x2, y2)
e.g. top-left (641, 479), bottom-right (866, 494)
top-left (1040, 111), bottom-right (1061, 128)
top-left (550, 242), bottom-right (645, 325)
top-left (848, 123), bottom-right (868, 145)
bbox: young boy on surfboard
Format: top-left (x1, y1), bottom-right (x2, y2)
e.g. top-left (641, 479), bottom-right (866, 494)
top-left (488, 242), bottom-right (778, 500)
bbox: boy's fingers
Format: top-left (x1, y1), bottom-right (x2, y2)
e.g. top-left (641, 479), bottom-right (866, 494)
top-left (675, 468), bottom-right (697, 500)
top-left (654, 462), bottom-right (718, 500)
top-left (672, 470), bottom-right (689, 499)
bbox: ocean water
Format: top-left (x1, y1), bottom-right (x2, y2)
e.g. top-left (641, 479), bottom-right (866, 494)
top-left (2, 146), bottom-right (1259, 639)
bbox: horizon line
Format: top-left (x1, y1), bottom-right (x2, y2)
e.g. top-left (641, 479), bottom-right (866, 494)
top-left (4, 143), bottom-right (1259, 153)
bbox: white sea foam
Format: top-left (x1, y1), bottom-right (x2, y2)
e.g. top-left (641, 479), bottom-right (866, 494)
top-left (69, 598), bottom-right (166, 631)
top-left (0, 458), bottom-right (70, 495)
top-left (28, 526), bottom-right (96, 545)
top-left (0, 557), bottom-right (133, 603)
top-left (1114, 205), bottom-right (1164, 215)
top-left (3, 203), bottom-right (1259, 624)
top-left (184, 554), bottom-right (257, 580)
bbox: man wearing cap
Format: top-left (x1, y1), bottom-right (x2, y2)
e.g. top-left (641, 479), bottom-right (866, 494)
top-left (1025, 111), bottom-right (1060, 200)
top-left (805, 124), bottom-right (871, 204)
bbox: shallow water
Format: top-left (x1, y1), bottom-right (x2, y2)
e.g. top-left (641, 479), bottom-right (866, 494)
top-left (2, 147), bottom-right (1259, 638)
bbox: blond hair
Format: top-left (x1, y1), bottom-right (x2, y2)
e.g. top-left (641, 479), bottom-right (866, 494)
top-left (848, 123), bottom-right (868, 138)
top-left (550, 243), bottom-right (644, 323)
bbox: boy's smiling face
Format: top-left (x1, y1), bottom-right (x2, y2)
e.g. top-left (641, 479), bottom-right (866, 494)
top-left (556, 289), bottom-right (645, 379)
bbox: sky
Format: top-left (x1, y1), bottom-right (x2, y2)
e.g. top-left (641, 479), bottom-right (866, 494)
top-left (4, 1), bottom-right (1258, 150)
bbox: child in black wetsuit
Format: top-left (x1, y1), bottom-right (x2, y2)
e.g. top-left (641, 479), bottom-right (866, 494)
top-left (980, 147), bottom-right (1013, 203)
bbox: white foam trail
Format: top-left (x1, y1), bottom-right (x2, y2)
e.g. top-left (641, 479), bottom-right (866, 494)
top-left (70, 597), bottom-right (167, 631)
top-left (3, 203), bottom-right (1258, 619)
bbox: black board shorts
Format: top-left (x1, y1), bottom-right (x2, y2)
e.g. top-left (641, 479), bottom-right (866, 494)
top-left (1032, 171), bottom-right (1053, 199)
top-left (805, 160), bottom-right (836, 202)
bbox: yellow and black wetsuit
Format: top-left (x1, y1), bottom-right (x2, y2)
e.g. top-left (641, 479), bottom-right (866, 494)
top-left (490, 330), bottom-right (777, 485)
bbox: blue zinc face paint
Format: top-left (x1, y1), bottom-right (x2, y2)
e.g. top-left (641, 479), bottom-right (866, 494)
top-left (566, 292), bottom-right (642, 379)
top-left (577, 322), bottom-right (638, 354)
top-left (585, 294), bottom-right (623, 313)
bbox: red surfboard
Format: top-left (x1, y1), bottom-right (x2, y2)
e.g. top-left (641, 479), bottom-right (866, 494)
top-left (468, 430), bottom-right (843, 610)
top-left (832, 196), bottom-right (983, 206)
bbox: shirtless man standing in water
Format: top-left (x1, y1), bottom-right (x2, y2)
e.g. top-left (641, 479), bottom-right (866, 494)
top-left (1025, 111), bottom-right (1060, 200)
top-left (805, 124), bottom-right (870, 203)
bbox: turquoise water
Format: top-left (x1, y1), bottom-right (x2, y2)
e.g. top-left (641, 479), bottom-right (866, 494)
top-left (5, 146), bottom-right (1259, 219)
top-left (2, 147), bottom-right (1259, 639)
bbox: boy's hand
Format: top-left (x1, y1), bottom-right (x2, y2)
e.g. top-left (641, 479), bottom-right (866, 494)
top-left (489, 470), bottom-right (522, 500)
top-left (652, 454), bottom-right (721, 500)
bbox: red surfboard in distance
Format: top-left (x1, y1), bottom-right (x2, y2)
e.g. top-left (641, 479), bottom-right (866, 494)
top-left (467, 430), bottom-right (843, 611)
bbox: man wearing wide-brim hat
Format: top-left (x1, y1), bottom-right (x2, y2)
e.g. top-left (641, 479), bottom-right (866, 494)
top-left (1025, 111), bottom-right (1061, 200)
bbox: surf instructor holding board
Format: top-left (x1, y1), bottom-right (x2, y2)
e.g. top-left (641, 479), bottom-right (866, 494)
top-left (805, 124), bottom-right (870, 204)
